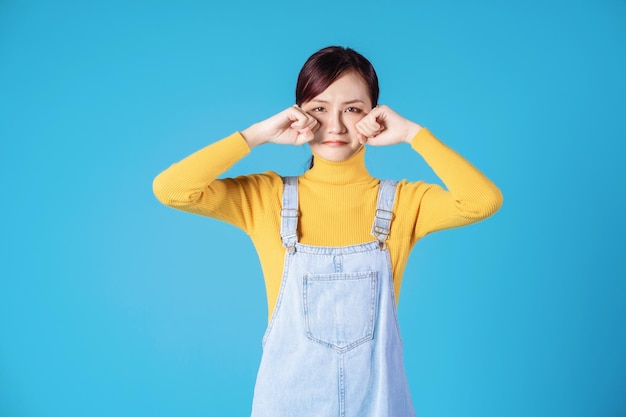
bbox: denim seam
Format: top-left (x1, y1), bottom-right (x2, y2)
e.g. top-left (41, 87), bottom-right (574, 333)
top-left (303, 271), bottom-right (378, 353)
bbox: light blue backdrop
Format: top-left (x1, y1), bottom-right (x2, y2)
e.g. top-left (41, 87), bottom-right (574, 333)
top-left (1, 0), bottom-right (624, 416)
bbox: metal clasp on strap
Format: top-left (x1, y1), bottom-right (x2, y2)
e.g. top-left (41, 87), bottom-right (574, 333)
top-left (375, 208), bottom-right (393, 222)
top-left (373, 208), bottom-right (393, 250)
top-left (372, 224), bottom-right (391, 235)
top-left (371, 179), bottom-right (398, 250)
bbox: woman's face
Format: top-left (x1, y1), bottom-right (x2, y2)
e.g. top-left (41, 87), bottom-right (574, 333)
top-left (301, 71), bottom-right (373, 162)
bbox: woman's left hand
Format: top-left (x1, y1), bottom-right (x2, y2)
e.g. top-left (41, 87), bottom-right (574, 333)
top-left (355, 105), bottom-right (422, 146)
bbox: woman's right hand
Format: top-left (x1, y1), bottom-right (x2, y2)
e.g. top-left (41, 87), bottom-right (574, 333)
top-left (241, 105), bottom-right (319, 149)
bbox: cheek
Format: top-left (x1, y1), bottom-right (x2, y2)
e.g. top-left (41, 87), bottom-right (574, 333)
top-left (312, 128), bottom-right (324, 141)
top-left (348, 114), bottom-right (366, 129)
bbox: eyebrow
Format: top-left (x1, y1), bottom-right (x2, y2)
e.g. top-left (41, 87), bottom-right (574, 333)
top-left (308, 99), bottom-right (366, 105)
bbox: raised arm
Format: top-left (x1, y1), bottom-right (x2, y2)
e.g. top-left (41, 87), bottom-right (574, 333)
top-left (152, 106), bottom-right (320, 229)
top-left (152, 133), bottom-right (253, 226)
top-left (409, 128), bottom-right (503, 238)
top-left (355, 105), bottom-right (503, 239)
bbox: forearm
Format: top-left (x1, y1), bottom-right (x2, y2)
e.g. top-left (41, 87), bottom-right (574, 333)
top-left (152, 132), bottom-right (250, 208)
top-left (411, 129), bottom-right (503, 233)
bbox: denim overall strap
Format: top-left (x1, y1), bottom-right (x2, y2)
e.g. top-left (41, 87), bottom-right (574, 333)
top-left (371, 180), bottom-right (399, 248)
top-left (280, 176), bottom-right (299, 253)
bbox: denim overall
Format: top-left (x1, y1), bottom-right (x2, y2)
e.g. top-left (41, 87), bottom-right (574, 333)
top-left (250, 176), bottom-right (416, 417)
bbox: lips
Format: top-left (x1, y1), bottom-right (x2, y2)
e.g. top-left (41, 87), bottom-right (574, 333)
top-left (322, 140), bottom-right (349, 145)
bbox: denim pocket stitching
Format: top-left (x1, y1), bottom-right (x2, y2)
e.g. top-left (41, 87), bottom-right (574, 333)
top-left (303, 271), bottom-right (379, 353)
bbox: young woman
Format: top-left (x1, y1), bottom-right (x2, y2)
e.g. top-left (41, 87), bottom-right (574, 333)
top-left (153, 46), bottom-right (503, 417)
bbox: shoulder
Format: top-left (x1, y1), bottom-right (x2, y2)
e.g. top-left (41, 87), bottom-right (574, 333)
top-left (222, 170), bottom-right (282, 183)
top-left (392, 178), bottom-right (446, 210)
top-left (393, 178), bottom-right (440, 196)
top-left (220, 171), bottom-right (285, 192)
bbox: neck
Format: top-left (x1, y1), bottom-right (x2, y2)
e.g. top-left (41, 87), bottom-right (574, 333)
top-left (303, 146), bottom-right (372, 185)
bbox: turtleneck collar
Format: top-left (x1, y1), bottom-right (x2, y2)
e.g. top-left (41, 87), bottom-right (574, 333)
top-left (302, 146), bottom-right (373, 185)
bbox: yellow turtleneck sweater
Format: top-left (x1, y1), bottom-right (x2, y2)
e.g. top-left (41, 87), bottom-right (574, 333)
top-left (153, 129), bottom-right (503, 321)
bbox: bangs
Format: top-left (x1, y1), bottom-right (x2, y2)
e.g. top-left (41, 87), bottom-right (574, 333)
top-left (295, 46), bottom-right (378, 107)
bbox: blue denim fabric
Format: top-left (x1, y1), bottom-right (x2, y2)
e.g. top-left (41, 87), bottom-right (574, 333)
top-left (251, 177), bottom-right (415, 417)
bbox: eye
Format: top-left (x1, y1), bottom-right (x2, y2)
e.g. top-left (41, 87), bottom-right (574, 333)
top-left (311, 106), bottom-right (325, 112)
top-left (346, 107), bottom-right (362, 113)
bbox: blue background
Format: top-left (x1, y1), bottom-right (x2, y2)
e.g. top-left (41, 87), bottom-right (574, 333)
top-left (1, 0), bottom-right (625, 416)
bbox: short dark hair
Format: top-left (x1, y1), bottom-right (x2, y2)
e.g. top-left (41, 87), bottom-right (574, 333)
top-left (295, 46), bottom-right (379, 107)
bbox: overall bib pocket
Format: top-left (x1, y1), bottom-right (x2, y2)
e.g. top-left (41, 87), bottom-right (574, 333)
top-left (303, 271), bottom-right (379, 352)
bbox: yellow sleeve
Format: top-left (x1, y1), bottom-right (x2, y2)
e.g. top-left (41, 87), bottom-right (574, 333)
top-left (409, 128), bottom-right (504, 239)
top-left (152, 132), bottom-right (280, 232)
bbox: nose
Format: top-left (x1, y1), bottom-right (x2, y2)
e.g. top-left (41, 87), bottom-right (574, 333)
top-left (328, 111), bottom-right (347, 134)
